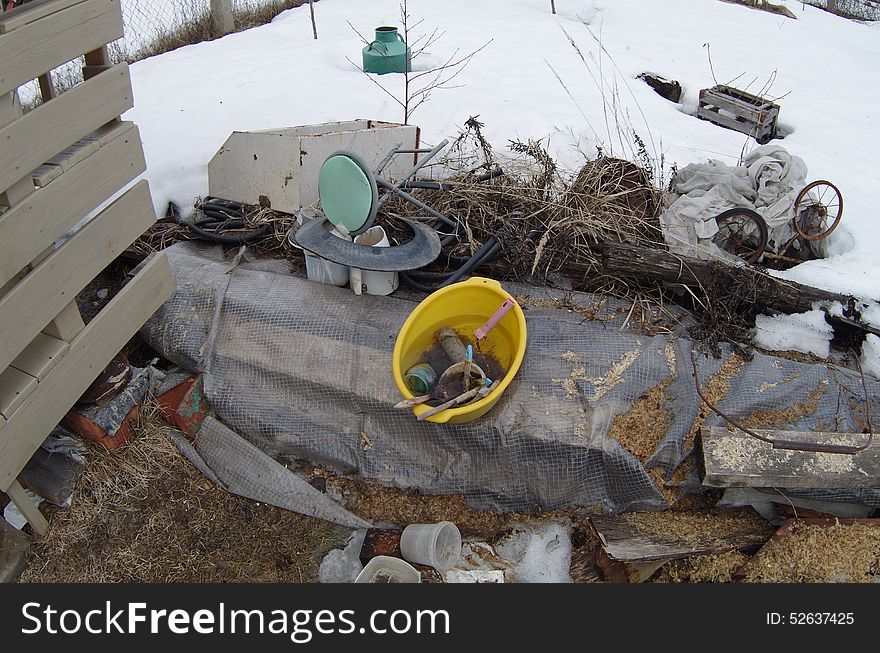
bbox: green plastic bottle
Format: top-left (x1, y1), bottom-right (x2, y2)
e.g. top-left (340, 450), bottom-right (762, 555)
top-left (362, 26), bottom-right (411, 75)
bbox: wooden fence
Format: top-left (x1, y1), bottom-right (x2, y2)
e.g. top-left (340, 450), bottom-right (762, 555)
top-left (0, 0), bottom-right (174, 534)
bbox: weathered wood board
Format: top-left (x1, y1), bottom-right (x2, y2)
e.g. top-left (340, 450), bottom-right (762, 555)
top-left (0, 63), bottom-right (132, 194)
top-left (0, 0), bottom-right (123, 95)
top-left (0, 180), bottom-right (155, 374)
top-left (0, 253), bottom-right (175, 491)
top-left (0, 122), bottom-right (143, 288)
top-left (699, 426), bottom-right (879, 489)
top-left (590, 509), bottom-right (774, 563)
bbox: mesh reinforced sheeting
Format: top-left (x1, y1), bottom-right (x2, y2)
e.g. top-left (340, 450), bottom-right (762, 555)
top-left (142, 243), bottom-right (880, 514)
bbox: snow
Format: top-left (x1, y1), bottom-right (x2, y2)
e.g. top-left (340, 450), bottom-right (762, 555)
top-left (317, 529), bottom-right (366, 583)
top-left (752, 308), bottom-right (834, 358)
top-left (494, 522), bottom-right (572, 583)
top-left (861, 334), bottom-right (880, 380)
top-left (123, 0), bottom-right (880, 365)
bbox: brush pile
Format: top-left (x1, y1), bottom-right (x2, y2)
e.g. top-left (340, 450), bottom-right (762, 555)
top-left (379, 119), bottom-right (665, 282)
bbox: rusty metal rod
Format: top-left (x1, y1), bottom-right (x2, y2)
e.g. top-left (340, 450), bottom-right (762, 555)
top-left (690, 347), bottom-right (872, 455)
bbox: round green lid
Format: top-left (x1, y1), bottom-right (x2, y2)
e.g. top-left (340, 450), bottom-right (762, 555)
top-left (317, 151), bottom-right (378, 236)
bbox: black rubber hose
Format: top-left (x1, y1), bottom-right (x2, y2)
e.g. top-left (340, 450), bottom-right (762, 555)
top-left (401, 238), bottom-right (502, 291)
top-left (177, 219), bottom-right (271, 244)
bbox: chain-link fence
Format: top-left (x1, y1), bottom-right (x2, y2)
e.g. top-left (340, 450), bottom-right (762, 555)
top-left (16, 0), bottom-right (311, 109)
top-left (120, 0), bottom-right (313, 60)
top-left (804, 0), bottom-right (880, 20)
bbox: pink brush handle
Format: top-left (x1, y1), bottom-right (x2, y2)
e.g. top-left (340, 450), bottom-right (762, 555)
top-left (475, 298), bottom-right (515, 340)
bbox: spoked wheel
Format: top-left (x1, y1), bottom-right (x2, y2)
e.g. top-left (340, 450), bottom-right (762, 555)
top-left (793, 180), bottom-right (843, 241)
top-left (713, 207), bottom-right (768, 264)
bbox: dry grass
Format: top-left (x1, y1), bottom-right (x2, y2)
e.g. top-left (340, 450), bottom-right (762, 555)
top-left (379, 120), bottom-right (665, 285)
top-left (20, 406), bottom-right (349, 582)
top-left (721, 0), bottom-right (797, 19)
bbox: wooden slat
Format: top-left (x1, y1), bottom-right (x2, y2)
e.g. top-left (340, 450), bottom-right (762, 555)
top-left (699, 426), bottom-right (880, 489)
top-left (0, 253), bottom-right (175, 490)
top-left (0, 180), bottom-right (155, 373)
top-left (0, 89), bottom-right (34, 208)
top-left (0, 63), bottom-right (132, 194)
top-left (5, 478), bottom-right (47, 535)
top-left (0, 0), bottom-right (88, 32)
top-left (0, 122), bottom-right (143, 288)
top-left (43, 301), bottom-right (85, 341)
top-left (0, 366), bottom-right (38, 418)
top-left (0, 0), bottom-right (122, 96)
top-left (45, 136), bottom-right (100, 171)
top-left (11, 333), bottom-right (68, 381)
top-left (701, 91), bottom-right (763, 123)
top-left (31, 163), bottom-right (63, 187)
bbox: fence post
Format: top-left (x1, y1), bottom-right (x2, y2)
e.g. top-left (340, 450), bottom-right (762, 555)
top-left (211, 0), bottom-right (234, 35)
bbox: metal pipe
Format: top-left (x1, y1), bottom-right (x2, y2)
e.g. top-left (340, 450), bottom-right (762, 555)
top-left (375, 178), bottom-right (458, 228)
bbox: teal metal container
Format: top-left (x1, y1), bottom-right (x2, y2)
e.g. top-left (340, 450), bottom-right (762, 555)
top-left (362, 26), bottom-right (411, 75)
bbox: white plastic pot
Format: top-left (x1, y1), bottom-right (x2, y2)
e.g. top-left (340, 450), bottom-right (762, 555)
top-left (354, 556), bottom-right (421, 583)
top-left (400, 521), bottom-right (462, 571)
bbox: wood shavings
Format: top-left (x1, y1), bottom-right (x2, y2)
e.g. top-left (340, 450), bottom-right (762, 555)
top-left (561, 350), bottom-right (580, 364)
top-left (664, 342), bottom-right (677, 377)
top-left (757, 371), bottom-right (802, 392)
top-left (608, 380), bottom-right (673, 462)
top-left (740, 379), bottom-right (830, 429)
top-left (684, 353), bottom-right (746, 451)
top-left (585, 348), bottom-right (641, 400)
top-left (743, 522), bottom-right (880, 583)
top-left (654, 551), bottom-right (749, 583)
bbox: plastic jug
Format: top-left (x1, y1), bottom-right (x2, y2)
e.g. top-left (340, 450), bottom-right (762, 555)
top-left (362, 26), bottom-right (411, 75)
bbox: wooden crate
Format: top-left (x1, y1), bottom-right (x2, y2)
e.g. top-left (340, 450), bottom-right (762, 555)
top-left (697, 85), bottom-right (779, 144)
top-left (0, 0), bottom-right (175, 534)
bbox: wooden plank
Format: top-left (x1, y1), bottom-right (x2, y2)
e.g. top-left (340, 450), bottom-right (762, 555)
top-left (0, 366), bottom-right (38, 418)
top-left (595, 547), bottom-right (666, 583)
top-left (0, 0), bottom-right (122, 96)
top-left (590, 509), bottom-right (774, 564)
top-left (0, 90), bottom-right (35, 209)
top-left (42, 301), bottom-right (85, 341)
top-left (0, 180), bottom-right (154, 373)
top-left (701, 91), bottom-right (763, 123)
top-left (38, 71), bottom-right (54, 101)
top-left (0, 123), bottom-right (142, 287)
top-left (11, 333), bottom-right (68, 381)
top-left (0, 0), bottom-right (88, 32)
top-left (5, 478), bottom-right (47, 535)
top-left (31, 163), bottom-right (63, 187)
top-left (699, 426), bottom-right (880, 489)
top-left (0, 253), bottom-right (175, 490)
top-left (45, 136), bottom-right (100, 171)
top-left (0, 63), bottom-right (132, 194)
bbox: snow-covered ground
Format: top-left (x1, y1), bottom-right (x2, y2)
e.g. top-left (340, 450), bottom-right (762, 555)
top-left (125, 0), bottom-right (879, 300)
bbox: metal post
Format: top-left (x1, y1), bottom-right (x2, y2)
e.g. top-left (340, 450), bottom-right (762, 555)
top-left (211, 0), bottom-right (234, 36)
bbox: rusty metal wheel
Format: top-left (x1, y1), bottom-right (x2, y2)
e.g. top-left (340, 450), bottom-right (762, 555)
top-left (713, 207), bottom-right (768, 264)
top-left (793, 180), bottom-right (843, 241)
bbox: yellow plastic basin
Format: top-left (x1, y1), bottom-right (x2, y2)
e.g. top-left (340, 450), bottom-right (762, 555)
top-left (392, 277), bottom-right (527, 424)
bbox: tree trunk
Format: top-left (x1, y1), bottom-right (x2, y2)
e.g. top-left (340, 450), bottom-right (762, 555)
top-left (565, 242), bottom-right (855, 316)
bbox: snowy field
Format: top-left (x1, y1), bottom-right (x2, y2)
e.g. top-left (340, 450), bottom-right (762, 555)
top-left (125, 1), bottom-right (879, 310)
